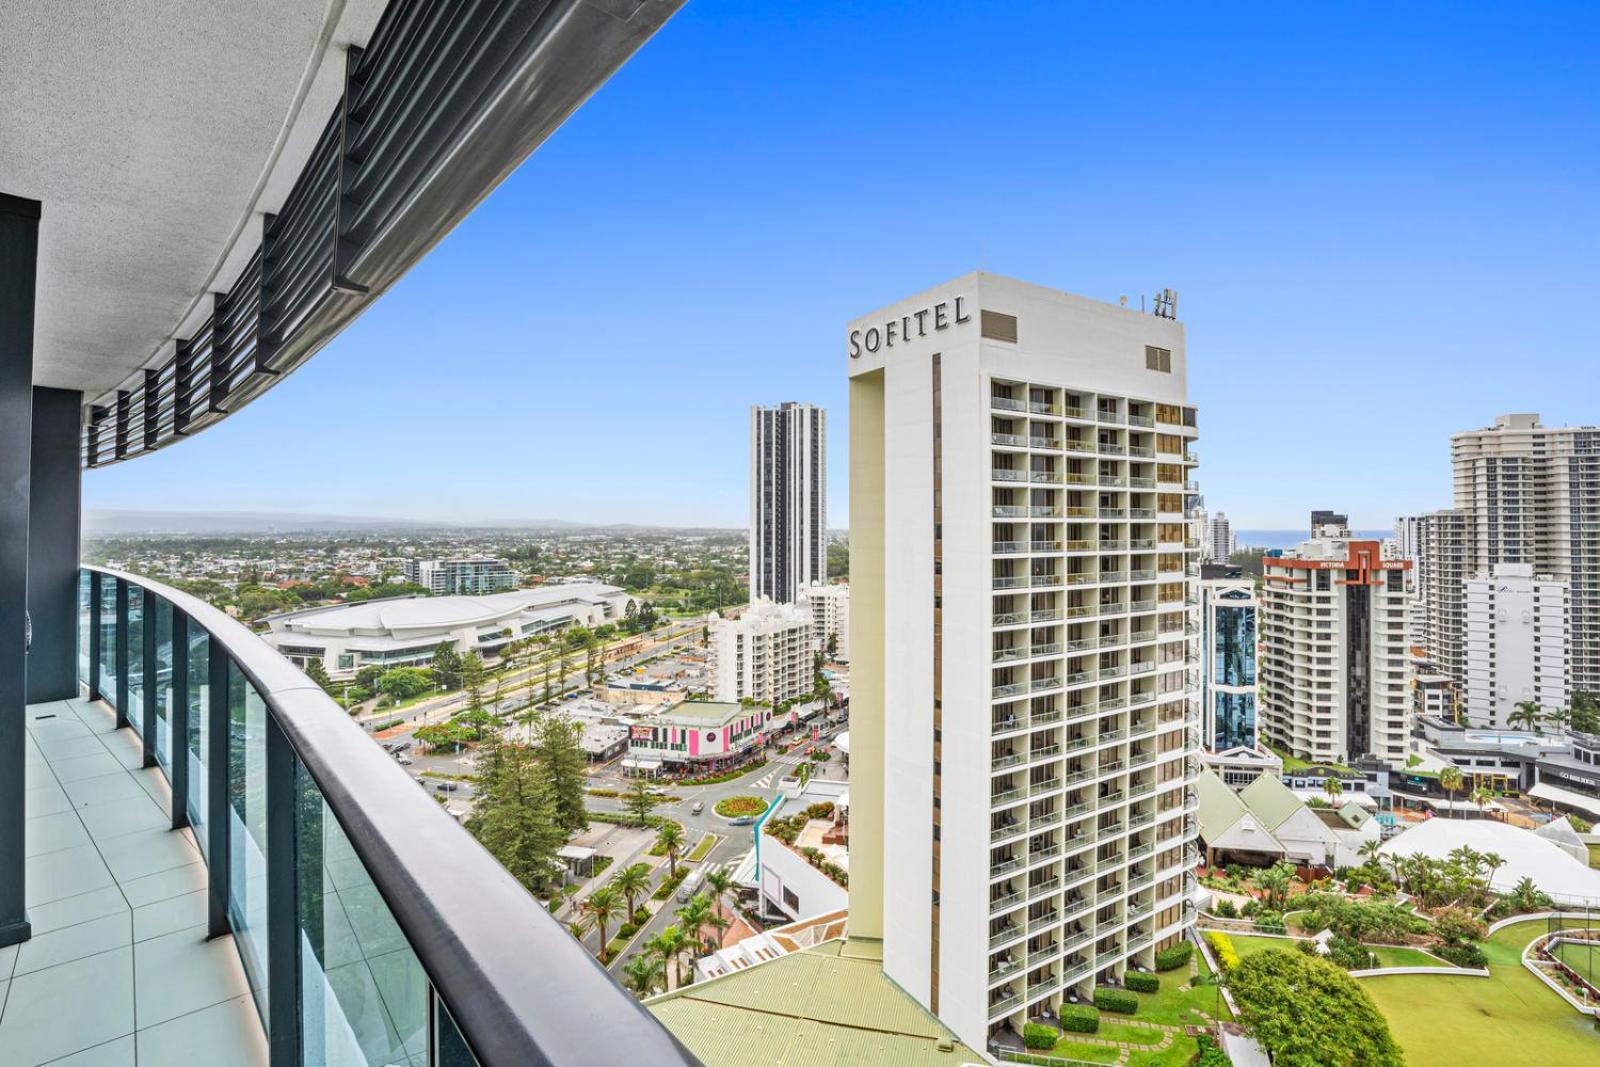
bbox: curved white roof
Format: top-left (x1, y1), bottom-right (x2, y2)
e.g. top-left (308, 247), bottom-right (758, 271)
top-left (272, 583), bottom-right (629, 638)
top-left (1380, 817), bottom-right (1600, 905)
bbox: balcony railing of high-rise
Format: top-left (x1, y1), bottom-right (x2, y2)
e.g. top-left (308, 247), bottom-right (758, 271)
top-left (75, 566), bottom-right (700, 1067)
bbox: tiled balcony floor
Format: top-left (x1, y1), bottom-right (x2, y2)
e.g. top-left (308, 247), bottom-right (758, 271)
top-left (0, 697), bottom-right (268, 1066)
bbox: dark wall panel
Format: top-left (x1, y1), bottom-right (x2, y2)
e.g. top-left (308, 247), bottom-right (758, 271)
top-left (27, 386), bottom-right (82, 702)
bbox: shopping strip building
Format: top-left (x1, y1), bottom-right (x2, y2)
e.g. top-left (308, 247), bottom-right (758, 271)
top-left (847, 272), bottom-right (1203, 1051)
top-left (0, 3), bottom-right (697, 1065)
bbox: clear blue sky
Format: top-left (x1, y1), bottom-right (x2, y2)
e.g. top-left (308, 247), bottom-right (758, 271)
top-left (85, 1), bottom-right (1599, 530)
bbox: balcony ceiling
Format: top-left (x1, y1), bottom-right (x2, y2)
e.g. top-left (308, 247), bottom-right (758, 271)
top-left (0, 0), bottom-right (387, 399)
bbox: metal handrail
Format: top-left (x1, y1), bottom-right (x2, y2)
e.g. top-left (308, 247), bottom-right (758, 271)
top-left (86, 567), bottom-right (697, 1067)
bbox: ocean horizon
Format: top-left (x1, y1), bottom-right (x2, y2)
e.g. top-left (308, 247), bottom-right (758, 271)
top-left (1235, 529), bottom-right (1390, 551)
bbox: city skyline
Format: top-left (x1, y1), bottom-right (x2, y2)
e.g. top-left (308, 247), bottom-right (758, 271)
top-left (78, 2), bottom-right (1598, 528)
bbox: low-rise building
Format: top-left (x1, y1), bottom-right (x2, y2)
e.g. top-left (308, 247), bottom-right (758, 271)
top-left (263, 582), bottom-right (634, 678)
top-left (707, 599), bottom-right (813, 705)
top-left (1200, 744), bottom-right (1283, 790)
top-left (755, 779), bottom-right (849, 924)
top-left (624, 700), bottom-right (770, 775)
top-left (1531, 730), bottom-right (1600, 820)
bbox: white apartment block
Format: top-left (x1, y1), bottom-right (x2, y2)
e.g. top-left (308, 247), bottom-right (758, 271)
top-left (796, 580), bottom-right (850, 661)
top-left (707, 599), bottom-right (813, 705)
top-left (1451, 414), bottom-right (1600, 695)
top-left (1204, 512), bottom-right (1234, 564)
top-left (1463, 563), bottom-right (1569, 728)
top-left (402, 556), bottom-right (515, 595)
top-left (750, 402), bottom-right (827, 603)
top-left (847, 272), bottom-right (1201, 1052)
top-left (1416, 509), bottom-right (1470, 686)
top-left (1258, 522), bottom-right (1412, 766)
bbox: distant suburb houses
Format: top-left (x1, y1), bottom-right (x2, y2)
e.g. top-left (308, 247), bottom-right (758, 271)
top-left (261, 581), bottom-right (635, 678)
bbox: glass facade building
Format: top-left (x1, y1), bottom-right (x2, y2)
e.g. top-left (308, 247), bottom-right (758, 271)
top-left (1202, 581), bottom-right (1259, 751)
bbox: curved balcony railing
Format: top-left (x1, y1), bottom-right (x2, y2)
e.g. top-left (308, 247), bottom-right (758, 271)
top-left (78, 567), bottom-right (699, 1067)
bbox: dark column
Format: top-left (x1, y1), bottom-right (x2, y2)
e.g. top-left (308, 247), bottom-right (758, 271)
top-left (0, 192), bottom-right (40, 949)
top-left (141, 587), bottom-right (157, 768)
top-left (25, 387), bottom-right (82, 703)
top-left (169, 610), bottom-right (190, 830)
top-left (266, 715), bottom-right (301, 1065)
top-left (114, 578), bottom-right (129, 729)
top-left (88, 570), bottom-right (102, 701)
top-left (206, 636), bottom-right (230, 940)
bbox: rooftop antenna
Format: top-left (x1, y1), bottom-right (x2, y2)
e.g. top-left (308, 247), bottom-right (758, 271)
top-left (1152, 288), bottom-right (1178, 319)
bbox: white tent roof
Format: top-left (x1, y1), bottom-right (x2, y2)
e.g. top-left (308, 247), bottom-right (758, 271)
top-left (1379, 817), bottom-right (1600, 905)
top-left (1529, 781), bottom-right (1600, 821)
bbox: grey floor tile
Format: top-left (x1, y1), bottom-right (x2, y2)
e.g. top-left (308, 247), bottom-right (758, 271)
top-left (119, 862), bottom-right (207, 909)
top-left (60, 771), bottom-right (148, 809)
top-left (37, 1035), bottom-right (136, 1066)
top-left (24, 886), bottom-right (130, 937)
top-left (33, 734), bottom-right (110, 762)
top-left (24, 811), bottom-right (93, 859)
top-left (0, 946), bottom-right (134, 1066)
top-left (12, 912), bottom-right (131, 977)
top-left (23, 783), bottom-right (74, 819)
top-left (49, 752), bottom-right (129, 784)
top-left (133, 890), bottom-right (208, 944)
top-left (134, 995), bottom-right (266, 1067)
top-left (133, 926), bottom-right (251, 1028)
top-left (0, 944), bottom-right (14, 978)
top-left (96, 829), bottom-right (199, 885)
top-left (25, 845), bottom-right (116, 907)
top-left (77, 798), bottom-right (169, 842)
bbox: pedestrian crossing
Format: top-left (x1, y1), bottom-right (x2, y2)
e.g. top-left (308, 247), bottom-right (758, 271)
top-left (751, 770), bottom-right (777, 790)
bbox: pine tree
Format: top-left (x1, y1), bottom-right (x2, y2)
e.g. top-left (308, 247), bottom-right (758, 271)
top-left (465, 731), bottom-right (564, 895)
top-left (531, 710), bottom-right (590, 834)
top-left (462, 652), bottom-right (486, 711)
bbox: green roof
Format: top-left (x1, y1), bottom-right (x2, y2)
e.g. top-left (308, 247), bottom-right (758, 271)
top-left (661, 700), bottom-right (748, 725)
top-left (648, 938), bottom-right (980, 1066)
top-left (1237, 772), bottom-right (1304, 832)
top-left (1196, 766), bottom-right (1249, 840)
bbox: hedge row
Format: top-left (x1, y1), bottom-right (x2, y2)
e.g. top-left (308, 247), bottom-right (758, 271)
top-left (1125, 972), bottom-right (1160, 993)
top-left (1155, 942), bottom-right (1193, 971)
top-left (1206, 930), bottom-right (1240, 971)
top-left (1059, 1004), bottom-right (1100, 1034)
top-left (1022, 1022), bottom-right (1057, 1050)
top-left (1093, 988), bottom-right (1138, 1015)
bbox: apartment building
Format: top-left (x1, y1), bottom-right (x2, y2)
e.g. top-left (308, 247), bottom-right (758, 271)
top-left (750, 401), bottom-right (828, 603)
top-left (847, 272), bottom-right (1201, 1051)
top-left (796, 580), bottom-right (851, 661)
top-left (1200, 569), bottom-right (1258, 751)
top-left (1258, 522), bottom-right (1412, 766)
top-left (1415, 509), bottom-right (1471, 687)
top-left (403, 556), bottom-right (516, 595)
top-left (1203, 512), bottom-right (1234, 564)
top-left (1463, 563), bottom-right (1569, 728)
top-left (707, 598), bottom-right (813, 705)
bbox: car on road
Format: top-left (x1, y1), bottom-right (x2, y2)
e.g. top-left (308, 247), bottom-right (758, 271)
top-left (435, 781), bottom-right (460, 793)
top-left (677, 869), bottom-right (704, 902)
top-left (395, 755), bottom-right (413, 766)
top-left (690, 800), bottom-right (704, 815)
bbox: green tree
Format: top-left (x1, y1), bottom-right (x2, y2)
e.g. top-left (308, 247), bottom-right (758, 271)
top-left (1227, 949), bottom-right (1402, 1067)
top-left (826, 541), bottom-right (849, 579)
top-left (461, 652), bottom-right (486, 710)
top-left (464, 733), bottom-right (564, 897)
top-left (1470, 783), bottom-right (1493, 818)
top-left (302, 657), bottom-right (335, 692)
top-left (624, 778), bottom-right (660, 826)
top-left (655, 821), bottom-right (685, 879)
top-left (581, 886), bottom-right (625, 963)
top-left (650, 925), bottom-right (691, 990)
top-left (1323, 776), bottom-right (1344, 806)
top-left (432, 643), bottom-right (463, 690)
top-left (704, 867), bottom-right (736, 947)
top-left (613, 863), bottom-right (652, 920)
top-left (1256, 862), bottom-right (1293, 912)
top-left (1439, 765), bottom-right (1463, 818)
top-left (354, 664), bottom-right (384, 691)
top-left (1508, 700), bottom-right (1543, 733)
top-left (621, 954), bottom-right (664, 998)
top-left (1570, 691), bottom-right (1600, 734)
top-left (676, 893), bottom-right (713, 953)
top-left (452, 707), bottom-right (498, 742)
top-left (414, 720), bottom-right (472, 753)
top-left (530, 711), bottom-right (589, 834)
top-left (378, 667), bottom-right (432, 700)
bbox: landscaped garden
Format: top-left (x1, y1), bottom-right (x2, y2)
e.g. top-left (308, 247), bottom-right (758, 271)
top-left (713, 795), bottom-right (767, 818)
top-left (1360, 918), bottom-right (1600, 1065)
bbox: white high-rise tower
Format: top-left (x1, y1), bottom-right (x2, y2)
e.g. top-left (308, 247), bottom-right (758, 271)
top-left (749, 402), bottom-right (827, 603)
top-left (847, 273), bottom-right (1201, 1051)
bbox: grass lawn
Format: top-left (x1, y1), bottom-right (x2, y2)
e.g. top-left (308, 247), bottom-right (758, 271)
top-left (1588, 842), bottom-right (1600, 870)
top-left (685, 832), bottom-right (718, 863)
top-left (1368, 944), bottom-right (1449, 968)
top-left (1553, 939), bottom-right (1600, 984)
top-left (1361, 918), bottom-right (1600, 1065)
top-left (1040, 1041), bottom-right (1121, 1063)
top-left (1228, 933), bottom-right (1302, 960)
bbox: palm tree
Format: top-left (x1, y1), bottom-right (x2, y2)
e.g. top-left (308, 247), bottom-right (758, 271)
top-left (1439, 765), bottom-right (1463, 818)
top-left (656, 821), bottom-right (686, 879)
top-left (582, 886), bottom-right (625, 963)
top-left (1256, 863), bottom-right (1292, 911)
top-left (1323, 776), bottom-right (1344, 806)
top-left (613, 863), bottom-right (651, 923)
top-left (1358, 838), bottom-right (1382, 863)
top-left (1509, 700), bottom-right (1543, 734)
top-left (1470, 784), bottom-right (1493, 820)
top-left (704, 867), bottom-right (737, 946)
top-left (621, 954), bottom-right (664, 999)
top-left (650, 925), bottom-right (691, 989)
top-left (1545, 706), bottom-right (1572, 734)
top-left (1483, 851), bottom-right (1506, 888)
top-left (677, 893), bottom-right (714, 953)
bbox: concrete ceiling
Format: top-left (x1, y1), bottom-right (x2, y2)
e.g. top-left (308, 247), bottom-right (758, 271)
top-left (0, 0), bottom-right (385, 401)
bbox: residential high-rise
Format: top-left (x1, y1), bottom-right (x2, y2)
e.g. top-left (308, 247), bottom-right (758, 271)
top-left (1200, 569), bottom-right (1258, 750)
top-left (797, 580), bottom-right (851, 661)
top-left (1258, 520), bottom-right (1412, 766)
top-left (1416, 509), bottom-right (1471, 684)
top-left (1452, 414), bottom-right (1600, 695)
top-left (1463, 563), bottom-right (1569, 728)
top-left (403, 556), bottom-right (516, 595)
top-left (1203, 512), bottom-right (1234, 564)
top-left (707, 598), bottom-right (813, 705)
top-left (749, 401), bottom-right (827, 603)
top-left (847, 272), bottom-right (1201, 1051)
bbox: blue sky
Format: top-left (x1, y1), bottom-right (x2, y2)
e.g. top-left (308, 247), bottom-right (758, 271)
top-left (85, 1), bottom-right (1599, 530)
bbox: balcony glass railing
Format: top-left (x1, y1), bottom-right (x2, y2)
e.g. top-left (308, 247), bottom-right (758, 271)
top-left (77, 568), bottom-right (692, 1067)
